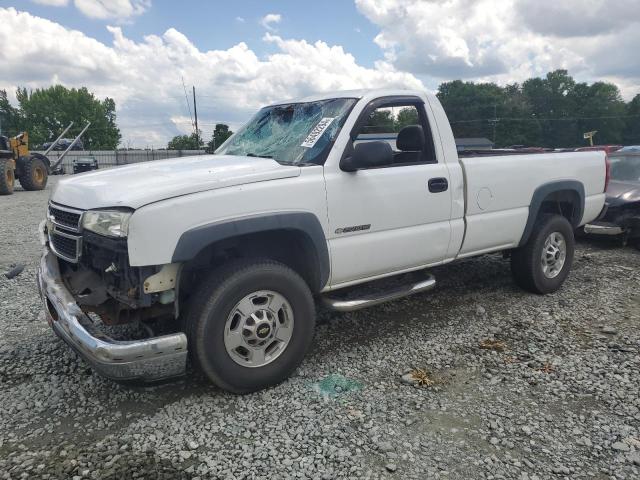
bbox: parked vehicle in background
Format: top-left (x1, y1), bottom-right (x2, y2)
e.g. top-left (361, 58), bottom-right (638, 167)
top-left (585, 150), bottom-right (640, 247)
top-left (618, 146), bottom-right (640, 153)
top-left (37, 88), bottom-right (607, 393)
top-left (42, 138), bottom-right (85, 151)
top-left (72, 156), bottom-right (98, 174)
top-left (576, 145), bottom-right (623, 154)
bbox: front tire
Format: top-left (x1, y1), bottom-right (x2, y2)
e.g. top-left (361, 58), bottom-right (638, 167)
top-left (18, 155), bottom-right (48, 191)
top-left (184, 259), bottom-right (316, 393)
top-left (511, 214), bottom-right (575, 294)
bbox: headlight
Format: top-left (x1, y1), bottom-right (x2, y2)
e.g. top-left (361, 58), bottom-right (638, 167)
top-left (82, 210), bottom-right (132, 238)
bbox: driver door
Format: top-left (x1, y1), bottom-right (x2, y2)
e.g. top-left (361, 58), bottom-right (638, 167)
top-left (324, 97), bottom-right (452, 287)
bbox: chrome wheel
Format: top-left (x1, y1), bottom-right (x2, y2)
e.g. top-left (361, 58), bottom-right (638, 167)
top-left (224, 290), bottom-right (294, 367)
top-left (541, 231), bottom-right (566, 279)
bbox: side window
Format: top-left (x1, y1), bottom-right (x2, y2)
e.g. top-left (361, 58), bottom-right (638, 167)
top-left (353, 103), bottom-right (437, 165)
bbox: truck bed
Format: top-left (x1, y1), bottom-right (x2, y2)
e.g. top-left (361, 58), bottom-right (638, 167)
top-left (456, 150), bottom-right (606, 257)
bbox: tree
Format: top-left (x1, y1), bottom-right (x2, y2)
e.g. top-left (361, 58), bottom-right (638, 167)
top-left (207, 124), bottom-right (233, 152)
top-left (395, 107), bottom-right (419, 131)
top-left (437, 79), bottom-right (538, 146)
top-left (572, 81), bottom-right (626, 145)
top-left (167, 132), bottom-right (203, 150)
top-left (0, 90), bottom-right (20, 136)
top-left (436, 70), bottom-right (634, 149)
top-left (363, 109), bottom-right (394, 133)
top-left (16, 85), bottom-right (120, 149)
top-left (624, 94), bottom-right (640, 145)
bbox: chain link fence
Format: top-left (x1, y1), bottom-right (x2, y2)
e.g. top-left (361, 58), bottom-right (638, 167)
top-left (34, 149), bottom-right (207, 173)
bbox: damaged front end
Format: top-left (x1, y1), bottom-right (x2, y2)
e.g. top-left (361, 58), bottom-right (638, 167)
top-left (62, 229), bottom-right (178, 326)
top-left (37, 202), bottom-right (187, 382)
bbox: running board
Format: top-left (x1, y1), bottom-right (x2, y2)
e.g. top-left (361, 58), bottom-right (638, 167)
top-left (321, 274), bottom-right (436, 312)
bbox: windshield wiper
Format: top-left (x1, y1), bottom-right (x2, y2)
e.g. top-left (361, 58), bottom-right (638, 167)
top-left (246, 153), bottom-right (273, 159)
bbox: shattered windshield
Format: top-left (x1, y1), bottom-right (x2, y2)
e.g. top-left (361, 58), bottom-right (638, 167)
top-left (215, 98), bottom-right (357, 165)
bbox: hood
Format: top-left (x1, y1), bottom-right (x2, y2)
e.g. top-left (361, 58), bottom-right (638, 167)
top-left (606, 180), bottom-right (640, 207)
top-left (51, 155), bottom-right (301, 209)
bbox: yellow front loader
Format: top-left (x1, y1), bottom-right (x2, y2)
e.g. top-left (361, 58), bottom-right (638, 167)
top-left (0, 131), bottom-right (50, 195)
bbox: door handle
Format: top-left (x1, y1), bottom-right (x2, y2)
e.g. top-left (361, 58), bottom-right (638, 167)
top-left (428, 177), bottom-right (448, 193)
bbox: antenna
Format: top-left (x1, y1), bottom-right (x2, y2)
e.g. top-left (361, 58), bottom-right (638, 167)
top-left (181, 76), bottom-right (194, 131)
top-left (193, 86), bottom-right (199, 147)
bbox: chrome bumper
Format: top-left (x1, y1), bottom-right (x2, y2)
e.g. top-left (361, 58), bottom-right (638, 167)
top-left (37, 246), bottom-right (188, 382)
top-left (584, 222), bottom-right (624, 236)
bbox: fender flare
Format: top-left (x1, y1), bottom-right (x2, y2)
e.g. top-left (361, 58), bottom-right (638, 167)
top-left (519, 180), bottom-right (585, 247)
top-left (171, 212), bottom-right (330, 289)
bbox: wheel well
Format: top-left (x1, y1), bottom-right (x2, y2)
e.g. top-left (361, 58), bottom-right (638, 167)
top-left (519, 182), bottom-right (585, 247)
top-left (539, 189), bottom-right (581, 226)
top-left (179, 229), bottom-right (323, 300)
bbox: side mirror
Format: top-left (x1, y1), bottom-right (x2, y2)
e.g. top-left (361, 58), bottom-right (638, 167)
top-left (340, 141), bottom-right (393, 172)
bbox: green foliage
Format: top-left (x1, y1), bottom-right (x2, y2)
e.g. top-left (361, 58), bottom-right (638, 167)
top-left (438, 70), bottom-right (637, 148)
top-left (167, 132), bottom-right (204, 150)
top-left (624, 95), bottom-right (640, 145)
top-left (0, 90), bottom-right (20, 136)
top-left (395, 107), bottom-right (419, 131)
top-left (363, 109), bottom-right (395, 133)
top-left (15, 85), bottom-right (120, 149)
top-left (362, 107), bottom-right (420, 134)
top-left (206, 124), bottom-right (233, 153)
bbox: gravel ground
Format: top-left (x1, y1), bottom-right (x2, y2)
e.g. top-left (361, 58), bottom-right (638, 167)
top-left (1, 177), bottom-right (639, 479)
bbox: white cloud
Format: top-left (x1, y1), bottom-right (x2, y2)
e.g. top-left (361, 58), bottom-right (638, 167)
top-left (235, 16), bottom-right (245, 23)
top-left (0, 7), bottom-right (423, 147)
top-left (516, 0), bottom-right (639, 38)
top-left (74, 0), bottom-right (150, 20)
top-left (355, 0), bottom-right (640, 99)
top-left (31, 0), bottom-right (150, 20)
top-left (260, 13), bottom-right (281, 31)
top-left (31, 0), bottom-right (69, 6)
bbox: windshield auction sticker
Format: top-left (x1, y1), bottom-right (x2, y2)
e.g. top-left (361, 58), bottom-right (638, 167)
top-left (301, 117), bottom-right (335, 148)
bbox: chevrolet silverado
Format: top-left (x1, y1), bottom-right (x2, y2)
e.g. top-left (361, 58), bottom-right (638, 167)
top-left (37, 89), bottom-right (608, 393)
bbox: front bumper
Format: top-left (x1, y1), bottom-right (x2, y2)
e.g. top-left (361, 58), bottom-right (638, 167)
top-left (37, 246), bottom-right (188, 382)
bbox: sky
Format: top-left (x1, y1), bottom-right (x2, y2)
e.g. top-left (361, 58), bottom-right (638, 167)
top-left (1, 0), bottom-right (639, 148)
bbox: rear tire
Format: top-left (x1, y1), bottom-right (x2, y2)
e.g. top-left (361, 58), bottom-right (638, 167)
top-left (18, 156), bottom-right (48, 191)
top-left (0, 158), bottom-right (14, 195)
top-left (511, 214), bottom-right (575, 294)
top-left (184, 259), bottom-right (316, 393)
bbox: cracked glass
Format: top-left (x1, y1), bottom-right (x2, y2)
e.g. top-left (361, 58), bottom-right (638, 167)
top-left (216, 98), bottom-right (357, 165)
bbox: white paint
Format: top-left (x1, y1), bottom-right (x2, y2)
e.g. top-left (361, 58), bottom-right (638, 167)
top-left (457, 149), bottom-right (605, 256)
top-left (477, 187), bottom-right (493, 211)
top-left (50, 155), bottom-right (300, 209)
top-left (126, 167), bottom-right (328, 266)
top-left (143, 263), bottom-right (180, 293)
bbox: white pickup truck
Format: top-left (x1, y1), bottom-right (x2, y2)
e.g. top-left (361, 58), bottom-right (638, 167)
top-left (38, 89), bottom-right (608, 393)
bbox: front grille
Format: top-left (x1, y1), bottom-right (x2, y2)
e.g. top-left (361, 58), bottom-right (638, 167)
top-left (49, 204), bottom-right (82, 231)
top-left (47, 203), bottom-right (84, 262)
top-left (50, 232), bottom-right (79, 261)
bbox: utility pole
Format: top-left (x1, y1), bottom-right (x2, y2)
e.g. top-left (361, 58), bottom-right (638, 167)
top-left (492, 104), bottom-right (497, 146)
top-left (192, 86), bottom-right (199, 148)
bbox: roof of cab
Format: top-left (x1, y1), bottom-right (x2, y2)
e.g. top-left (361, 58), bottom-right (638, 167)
top-left (269, 88), bottom-right (429, 106)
